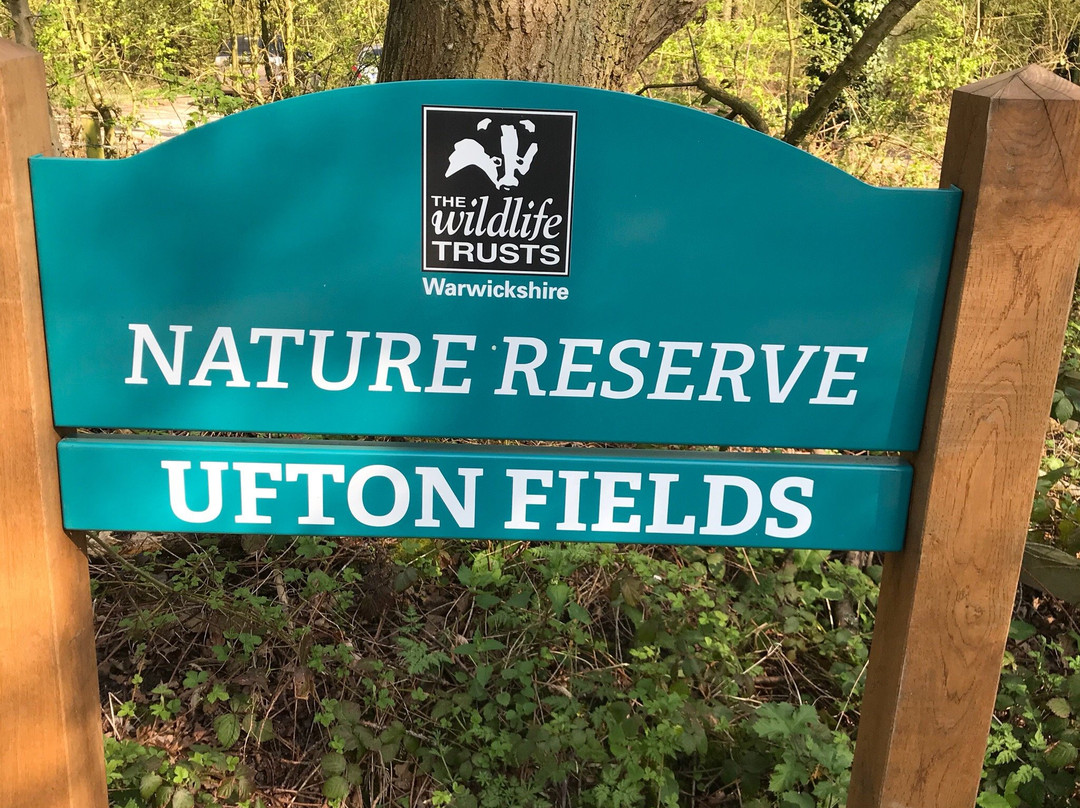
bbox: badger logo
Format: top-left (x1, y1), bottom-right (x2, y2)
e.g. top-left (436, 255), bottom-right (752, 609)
top-left (423, 106), bottom-right (576, 276)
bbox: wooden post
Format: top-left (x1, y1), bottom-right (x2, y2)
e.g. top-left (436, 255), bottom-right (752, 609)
top-left (848, 67), bottom-right (1080, 807)
top-left (0, 40), bottom-right (108, 808)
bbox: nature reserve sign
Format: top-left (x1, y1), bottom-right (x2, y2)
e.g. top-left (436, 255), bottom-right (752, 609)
top-left (29, 80), bottom-right (960, 547)
top-left (9, 43), bottom-right (1080, 808)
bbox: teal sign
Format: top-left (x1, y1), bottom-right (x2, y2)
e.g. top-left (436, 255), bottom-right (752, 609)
top-left (58, 439), bottom-right (910, 550)
top-left (30, 80), bottom-right (961, 549)
top-left (31, 81), bottom-right (959, 452)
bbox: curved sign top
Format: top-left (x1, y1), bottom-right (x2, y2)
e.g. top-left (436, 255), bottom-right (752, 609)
top-left (31, 80), bottom-right (959, 450)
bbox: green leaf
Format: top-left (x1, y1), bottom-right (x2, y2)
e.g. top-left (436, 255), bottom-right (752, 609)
top-left (139, 772), bottom-right (163, 800)
top-left (393, 566), bottom-right (419, 592)
top-left (321, 752), bottom-right (347, 776)
top-left (345, 762), bottom-right (365, 786)
top-left (1021, 543), bottom-right (1080, 606)
top-left (1008, 620), bottom-right (1037, 642)
top-left (322, 775), bottom-right (350, 802)
top-left (242, 714), bottom-right (275, 742)
top-left (1048, 697), bottom-right (1072, 718)
top-left (1067, 674), bottom-right (1080, 706)
top-left (1045, 741), bottom-right (1078, 769)
top-left (214, 712), bottom-right (241, 749)
top-left (567, 601), bottom-right (592, 624)
top-left (768, 759), bottom-right (807, 793)
top-left (355, 725), bottom-right (378, 751)
top-left (547, 582), bottom-right (570, 616)
top-left (334, 700), bottom-right (363, 725)
top-left (1055, 395), bottom-right (1074, 422)
top-left (171, 789), bottom-right (195, 808)
top-left (976, 794), bottom-right (1013, 808)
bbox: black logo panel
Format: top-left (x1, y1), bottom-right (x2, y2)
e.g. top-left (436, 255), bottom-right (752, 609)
top-left (423, 106), bottom-right (576, 275)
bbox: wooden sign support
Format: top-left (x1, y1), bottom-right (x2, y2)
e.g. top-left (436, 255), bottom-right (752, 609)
top-left (4, 34), bottom-right (1080, 808)
top-left (0, 41), bottom-right (108, 808)
top-left (849, 68), bottom-right (1080, 807)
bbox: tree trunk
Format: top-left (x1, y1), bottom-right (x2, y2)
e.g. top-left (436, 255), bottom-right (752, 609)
top-left (4, 0), bottom-right (36, 48)
top-left (284, 0), bottom-right (296, 89)
top-left (783, 0), bottom-right (923, 146)
top-left (380, 0), bottom-right (708, 88)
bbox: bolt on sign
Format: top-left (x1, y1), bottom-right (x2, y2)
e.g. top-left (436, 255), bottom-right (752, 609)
top-left (10, 57), bottom-right (1080, 808)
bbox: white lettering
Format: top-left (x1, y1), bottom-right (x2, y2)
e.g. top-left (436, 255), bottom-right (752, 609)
top-left (285, 463), bottom-right (345, 525)
top-left (504, 469), bottom-right (552, 529)
top-left (648, 341), bottom-right (702, 400)
top-left (347, 465), bottom-right (410, 526)
top-left (370, 332), bottom-right (422, 392)
top-left (234, 462), bottom-right (281, 524)
top-left (593, 471), bottom-right (641, 533)
top-left (161, 460), bottom-right (226, 523)
top-left (190, 327), bottom-right (250, 387)
top-left (701, 475), bottom-right (762, 535)
top-left (762, 344), bottom-right (820, 403)
top-left (645, 473), bottom-right (695, 534)
top-left (426, 334), bottom-right (476, 394)
top-left (415, 466), bottom-right (482, 528)
top-left (766, 477), bottom-right (814, 538)
top-left (551, 338), bottom-right (602, 398)
top-left (809, 346), bottom-right (867, 405)
top-left (311, 330), bottom-right (368, 391)
top-left (700, 343), bottom-right (755, 402)
top-left (127, 324), bottom-right (192, 385)
top-left (495, 337), bottom-right (548, 396)
top-left (251, 328), bottom-right (305, 389)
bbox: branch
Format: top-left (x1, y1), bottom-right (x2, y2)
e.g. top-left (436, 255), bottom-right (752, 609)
top-left (784, 0), bottom-right (924, 146)
top-left (637, 78), bottom-right (769, 134)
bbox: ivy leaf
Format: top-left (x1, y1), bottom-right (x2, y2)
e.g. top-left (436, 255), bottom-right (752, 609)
top-left (976, 794), bottom-right (1013, 808)
top-left (214, 712), bottom-right (241, 749)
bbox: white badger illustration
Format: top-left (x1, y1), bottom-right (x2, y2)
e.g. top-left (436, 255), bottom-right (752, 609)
top-left (445, 117), bottom-right (538, 189)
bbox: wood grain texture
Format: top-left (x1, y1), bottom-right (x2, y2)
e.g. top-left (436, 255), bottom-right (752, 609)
top-left (0, 40), bottom-right (108, 808)
top-left (847, 65), bottom-right (1080, 808)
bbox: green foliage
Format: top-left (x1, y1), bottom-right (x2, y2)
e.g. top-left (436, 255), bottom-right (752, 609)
top-left (979, 621), bottom-right (1080, 806)
top-left (104, 735), bottom-right (260, 808)
top-left (93, 532), bottom-right (882, 806)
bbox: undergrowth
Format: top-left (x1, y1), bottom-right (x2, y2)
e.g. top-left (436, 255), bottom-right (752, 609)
top-left (93, 536), bottom-right (879, 807)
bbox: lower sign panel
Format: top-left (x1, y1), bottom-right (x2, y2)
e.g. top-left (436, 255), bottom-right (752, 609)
top-left (57, 438), bottom-right (910, 550)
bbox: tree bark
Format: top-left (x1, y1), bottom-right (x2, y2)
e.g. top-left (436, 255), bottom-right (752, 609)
top-left (380, 0), bottom-right (708, 88)
top-left (4, 0), bottom-right (36, 48)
